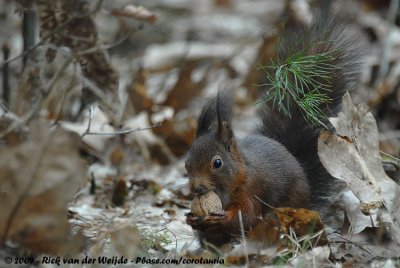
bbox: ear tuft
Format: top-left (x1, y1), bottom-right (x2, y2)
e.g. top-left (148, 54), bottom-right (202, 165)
top-left (196, 96), bottom-right (217, 137)
top-left (216, 90), bottom-right (234, 151)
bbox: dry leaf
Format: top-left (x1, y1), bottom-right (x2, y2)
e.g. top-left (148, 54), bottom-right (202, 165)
top-left (151, 117), bottom-right (196, 157)
top-left (273, 207), bottom-right (328, 247)
top-left (247, 218), bottom-right (280, 246)
top-left (0, 112), bottom-right (26, 146)
top-left (110, 148), bottom-right (124, 167)
top-left (0, 119), bottom-right (85, 255)
top-left (35, 0), bottom-right (120, 118)
top-left (248, 207), bottom-right (328, 248)
top-left (318, 92), bottom-right (400, 241)
top-left (11, 65), bottom-right (43, 116)
top-left (111, 178), bottom-right (128, 207)
top-left (112, 5), bottom-right (157, 24)
top-left (35, 0), bottom-right (62, 62)
top-left (163, 61), bottom-right (207, 113)
top-left (128, 68), bottom-right (153, 114)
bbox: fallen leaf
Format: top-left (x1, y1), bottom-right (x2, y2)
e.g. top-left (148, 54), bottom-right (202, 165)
top-left (128, 68), bottom-right (153, 114)
top-left (318, 92), bottom-right (400, 242)
top-left (112, 5), bottom-right (157, 24)
top-left (248, 207), bottom-right (328, 249)
top-left (163, 61), bottom-right (207, 113)
top-left (111, 178), bottom-right (128, 207)
top-left (0, 119), bottom-right (85, 255)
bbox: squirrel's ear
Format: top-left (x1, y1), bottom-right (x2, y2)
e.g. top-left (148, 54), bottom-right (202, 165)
top-left (216, 90), bottom-right (234, 151)
top-left (196, 96), bottom-right (217, 137)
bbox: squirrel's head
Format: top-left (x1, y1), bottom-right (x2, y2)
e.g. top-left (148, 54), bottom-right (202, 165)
top-left (185, 91), bottom-right (244, 204)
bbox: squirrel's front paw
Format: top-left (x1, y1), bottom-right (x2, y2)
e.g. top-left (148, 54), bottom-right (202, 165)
top-left (185, 211), bottom-right (225, 230)
top-left (185, 212), bottom-right (207, 231)
top-left (202, 211), bottom-right (225, 225)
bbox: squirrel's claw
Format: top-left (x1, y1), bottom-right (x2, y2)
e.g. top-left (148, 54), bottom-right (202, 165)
top-left (186, 211), bottom-right (226, 230)
top-left (185, 212), bottom-right (194, 217)
top-left (186, 215), bottom-right (208, 231)
top-left (199, 211), bottom-right (226, 226)
top-left (209, 211), bottom-right (225, 217)
top-left (202, 211), bottom-right (225, 225)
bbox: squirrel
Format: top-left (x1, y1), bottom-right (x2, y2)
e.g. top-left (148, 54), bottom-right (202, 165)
top-left (185, 18), bottom-right (362, 246)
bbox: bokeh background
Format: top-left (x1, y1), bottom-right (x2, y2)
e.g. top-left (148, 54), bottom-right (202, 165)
top-left (0, 0), bottom-right (399, 266)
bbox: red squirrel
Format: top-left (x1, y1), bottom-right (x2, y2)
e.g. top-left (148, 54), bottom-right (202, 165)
top-left (185, 18), bottom-right (362, 246)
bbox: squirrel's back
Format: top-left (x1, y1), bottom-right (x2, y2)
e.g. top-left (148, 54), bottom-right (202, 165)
top-left (238, 135), bottom-right (310, 209)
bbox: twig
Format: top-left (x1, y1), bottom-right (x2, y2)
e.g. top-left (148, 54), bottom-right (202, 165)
top-left (254, 195), bottom-right (275, 209)
top-left (50, 75), bottom-right (77, 127)
top-left (80, 106), bottom-right (161, 138)
top-left (80, 105), bottom-right (94, 138)
top-left (329, 233), bottom-right (375, 257)
top-left (159, 228), bottom-right (178, 253)
top-left (81, 124), bottom-right (162, 138)
top-left (0, 56), bottom-right (73, 139)
top-left (2, 43), bottom-right (10, 106)
top-left (380, 150), bottom-right (400, 168)
top-left (0, 23), bottom-right (142, 139)
top-left (0, 0), bottom-right (105, 69)
top-left (238, 210), bottom-right (249, 268)
top-left (73, 26), bottom-right (143, 114)
top-left (78, 73), bottom-right (116, 111)
top-left (22, 5), bottom-right (37, 70)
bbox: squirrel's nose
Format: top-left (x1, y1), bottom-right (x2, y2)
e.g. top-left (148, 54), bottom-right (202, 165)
top-left (193, 186), bottom-right (207, 194)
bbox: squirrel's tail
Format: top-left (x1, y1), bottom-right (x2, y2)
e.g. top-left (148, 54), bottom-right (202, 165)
top-left (258, 18), bottom-right (363, 207)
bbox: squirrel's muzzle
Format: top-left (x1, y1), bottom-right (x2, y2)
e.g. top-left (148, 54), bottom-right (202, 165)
top-left (192, 186), bottom-right (207, 194)
top-left (189, 176), bottom-right (214, 194)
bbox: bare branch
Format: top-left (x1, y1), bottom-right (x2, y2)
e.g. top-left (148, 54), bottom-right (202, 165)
top-left (79, 104), bottom-right (162, 138)
top-left (0, 56), bottom-right (73, 139)
top-left (0, 0), bottom-right (105, 69)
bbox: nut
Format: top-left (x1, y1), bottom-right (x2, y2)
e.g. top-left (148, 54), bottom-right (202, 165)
top-left (191, 191), bottom-right (222, 217)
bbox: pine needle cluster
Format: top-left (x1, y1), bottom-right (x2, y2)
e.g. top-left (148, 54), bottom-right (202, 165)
top-left (258, 38), bottom-right (341, 126)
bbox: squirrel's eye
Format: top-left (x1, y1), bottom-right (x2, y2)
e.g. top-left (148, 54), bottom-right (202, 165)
top-left (213, 158), bottom-right (222, 169)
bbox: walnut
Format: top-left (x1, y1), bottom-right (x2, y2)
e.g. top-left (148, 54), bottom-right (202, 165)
top-left (191, 191), bottom-right (222, 217)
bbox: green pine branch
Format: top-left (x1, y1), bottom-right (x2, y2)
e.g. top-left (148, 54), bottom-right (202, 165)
top-left (258, 38), bottom-right (341, 126)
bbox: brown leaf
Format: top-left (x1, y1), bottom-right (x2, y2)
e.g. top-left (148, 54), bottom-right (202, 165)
top-left (35, 0), bottom-right (120, 116)
top-left (112, 178), bottom-right (128, 207)
top-left (110, 148), bottom-right (124, 167)
top-left (163, 61), bottom-right (207, 113)
top-left (0, 113), bottom-right (26, 146)
top-left (0, 119), bottom-right (86, 255)
top-left (128, 68), bottom-right (153, 114)
top-left (11, 65), bottom-right (43, 116)
top-left (248, 218), bottom-right (280, 246)
top-left (273, 207), bottom-right (328, 247)
top-left (151, 117), bottom-right (196, 157)
top-left (248, 208), bottom-right (328, 249)
top-left (112, 5), bottom-right (157, 24)
top-left (35, 0), bottom-right (61, 62)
